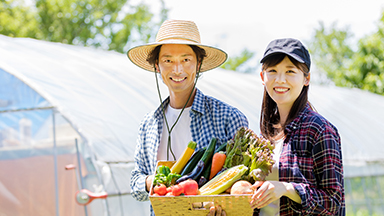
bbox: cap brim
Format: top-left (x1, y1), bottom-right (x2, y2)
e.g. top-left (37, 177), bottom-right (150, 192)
top-left (260, 51), bottom-right (305, 64)
top-left (127, 41), bottom-right (228, 72)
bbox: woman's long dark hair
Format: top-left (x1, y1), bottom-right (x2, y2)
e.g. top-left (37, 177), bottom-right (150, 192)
top-left (260, 53), bottom-right (311, 140)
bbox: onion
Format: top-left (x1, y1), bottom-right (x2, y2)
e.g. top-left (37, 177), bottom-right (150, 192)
top-left (230, 180), bottom-right (254, 195)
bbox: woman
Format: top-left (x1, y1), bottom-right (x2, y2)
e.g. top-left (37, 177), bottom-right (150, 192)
top-left (250, 38), bottom-right (345, 215)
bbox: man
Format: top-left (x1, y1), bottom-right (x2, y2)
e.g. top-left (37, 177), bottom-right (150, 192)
top-left (127, 19), bottom-right (248, 215)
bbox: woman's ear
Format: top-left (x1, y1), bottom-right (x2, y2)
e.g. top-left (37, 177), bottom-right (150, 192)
top-left (304, 73), bottom-right (311, 86)
top-left (260, 71), bottom-right (265, 85)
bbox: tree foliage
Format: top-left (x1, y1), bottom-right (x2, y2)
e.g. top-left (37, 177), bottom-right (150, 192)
top-left (0, 0), bottom-right (168, 53)
top-left (220, 48), bottom-right (256, 73)
top-left (308, 11), bottom-right (384, 95)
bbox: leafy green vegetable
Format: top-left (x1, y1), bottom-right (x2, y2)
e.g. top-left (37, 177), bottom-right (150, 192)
top-left (166, 173), bottom-right (181, 186)
top-left (224, 127), bottom-right (275, 182)
top-left (153, 173), bottom-right (167, 186)
top-left (157, 165), bottom-right (170, 176)
top-left (153, 165), bottom-right (181, 187)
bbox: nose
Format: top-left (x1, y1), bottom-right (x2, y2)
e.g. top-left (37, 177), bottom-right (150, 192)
top-left (173, 61), bottom-right (183, 74)
top-left (275, 72), bottom-right (286, 83)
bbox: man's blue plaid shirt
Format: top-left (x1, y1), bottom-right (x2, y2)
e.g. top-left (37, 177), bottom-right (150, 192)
top-left (130, 88), bottom-right (248, 214)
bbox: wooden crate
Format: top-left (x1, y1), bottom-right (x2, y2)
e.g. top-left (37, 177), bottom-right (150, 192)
top-left (149, 161), bottom-right (253, 216)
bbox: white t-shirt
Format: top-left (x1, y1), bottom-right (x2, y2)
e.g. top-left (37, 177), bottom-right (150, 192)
top-left (157, 105), bottom-right (193, 161)
top-left (260, 137), bottom-right (284, 216)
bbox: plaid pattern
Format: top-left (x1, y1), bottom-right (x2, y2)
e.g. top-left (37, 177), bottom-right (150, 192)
top-left (255, 104), bottom-right (345, 215)
top-left (130, 88), bottom-right (248, 215)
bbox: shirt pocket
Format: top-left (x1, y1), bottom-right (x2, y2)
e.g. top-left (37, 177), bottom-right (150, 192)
top-left (290, 141), bottom-right (316, 184)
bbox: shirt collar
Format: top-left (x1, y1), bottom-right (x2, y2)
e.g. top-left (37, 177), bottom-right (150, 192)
top-left (285, 103), bottom-right (311, 133)
top-left (191, 88), bottom-right (205, 115)
top-left (154, 97), bottom-right (170, 120)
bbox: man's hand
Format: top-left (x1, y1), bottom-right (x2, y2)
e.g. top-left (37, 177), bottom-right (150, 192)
top-left (146, 175), bottom-right (154, 192)
top-left (206, 204), bottom-right (226, 216)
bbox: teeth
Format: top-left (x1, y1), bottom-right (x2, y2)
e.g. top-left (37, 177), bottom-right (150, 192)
top-left (275, 88), bottom-right (288, 92)
top-left (172, 78), bottom-right (185, 82)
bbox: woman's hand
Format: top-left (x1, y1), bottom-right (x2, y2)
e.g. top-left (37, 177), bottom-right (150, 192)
top-left (249, 181), bottom-right (285, 209)
top-left (206, 204), bottom-right (226, 216)
top-left (249, 181), bottom-right (301, 209)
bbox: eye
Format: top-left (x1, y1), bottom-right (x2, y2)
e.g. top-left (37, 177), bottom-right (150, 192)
top-left (267, 69), bottom-right (276, 73)
top-left (183, 58), bottom-right (191, 62)
top-left (287, 70), bottom-right (296, 73)
top-left (163, 59), bottom-right (172, 63)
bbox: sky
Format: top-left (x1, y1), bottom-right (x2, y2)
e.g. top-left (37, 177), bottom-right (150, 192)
top-left (135, 0), bottom-right (384, 71)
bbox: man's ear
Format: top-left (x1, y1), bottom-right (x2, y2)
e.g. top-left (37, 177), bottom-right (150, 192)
top-left (260, 71), bottom-right (265, 85)
top-left (155, 64), bottom-right (160, 73)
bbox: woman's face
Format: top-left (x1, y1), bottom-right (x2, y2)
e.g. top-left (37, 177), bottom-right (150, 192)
top-left (260, 56), bottom-right (310, 111)
top-left (156, 44), bottom-right (197, 96)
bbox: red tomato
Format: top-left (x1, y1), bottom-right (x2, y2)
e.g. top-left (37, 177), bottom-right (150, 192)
top-left (166, 187), bottom-right (172, 193)
top-left (171, 184), bottom-right (184, 196)
top-left (153, 184), bottom-right (167, 196)
top-left (179, 179), bottom-right (198, 195)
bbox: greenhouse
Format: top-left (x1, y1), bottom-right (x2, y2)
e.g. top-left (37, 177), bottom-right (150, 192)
top-left (0, 35), bottom-right (383, 216)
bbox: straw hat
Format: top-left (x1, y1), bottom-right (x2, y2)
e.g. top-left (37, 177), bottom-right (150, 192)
top-left (127, 20), bottom-right (228, 72)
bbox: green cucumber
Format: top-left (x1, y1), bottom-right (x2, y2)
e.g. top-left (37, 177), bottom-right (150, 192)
top-left (215, 141), bottom-right (227, 153)
top-left (200, 137), bottom-right (217, 164)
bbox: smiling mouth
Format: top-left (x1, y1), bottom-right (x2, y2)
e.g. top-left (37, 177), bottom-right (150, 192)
top-left (171, 77), bottom-right (186, 82)
top-left (274, 87), bottom-right (289, 93)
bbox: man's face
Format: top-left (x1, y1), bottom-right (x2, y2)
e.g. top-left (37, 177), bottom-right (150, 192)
top-left (157, 44), bottom-right (197, 95)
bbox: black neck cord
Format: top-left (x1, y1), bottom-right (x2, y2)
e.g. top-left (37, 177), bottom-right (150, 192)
top-left (154, 60), bottom-right (203, 161)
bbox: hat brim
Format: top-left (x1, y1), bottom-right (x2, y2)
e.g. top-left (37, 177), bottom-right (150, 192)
top-left (260, 51), bottom-right (305, 64)
top-left (127, 39), bottom-right (227, 72)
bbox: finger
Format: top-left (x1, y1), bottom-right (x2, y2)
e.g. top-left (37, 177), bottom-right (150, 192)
top-left (250, 194), bottom-right (270, 209)
top-left (255, 196), bottom-right (274, 209)
top-left (209, 205), bottom-right (215, 216)
top-left (222, 209), bottom-right (227, 216)
top-left (216, 205), bottom-right (222, 216)
top-left (252, 181), bottom-right (264, 189)
top-left (251, 183), bottom-right (267, 200)
top-left (251, 184), bottom-right (272, 208)
top-left (256, 185), bottom-right (271, 202)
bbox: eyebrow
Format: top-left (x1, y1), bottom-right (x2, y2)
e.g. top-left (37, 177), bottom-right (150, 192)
top-left (285, 65), bottom-right (297, 69)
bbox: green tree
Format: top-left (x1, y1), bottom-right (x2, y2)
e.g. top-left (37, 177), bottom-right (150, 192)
top-left (308, 11), bottom-right (384, 95)
top-left (220, 48), bottom-right (256, 73)
top-left (0, 0), bottom-right (168, 53)
top-left (0, 0), bottom-right (40, 38)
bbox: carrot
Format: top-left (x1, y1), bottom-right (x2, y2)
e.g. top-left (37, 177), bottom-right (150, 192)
top-left (209, 151), bottom-right (227, 180)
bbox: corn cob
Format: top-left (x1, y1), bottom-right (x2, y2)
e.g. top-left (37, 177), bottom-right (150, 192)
top-left (171, 141), bottom-right (197, 174)
top-left (199, 164), bottom-right (248, 195)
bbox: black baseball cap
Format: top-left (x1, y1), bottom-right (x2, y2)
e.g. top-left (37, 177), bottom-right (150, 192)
top-left (260, 38), bottom-right (311, 70)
